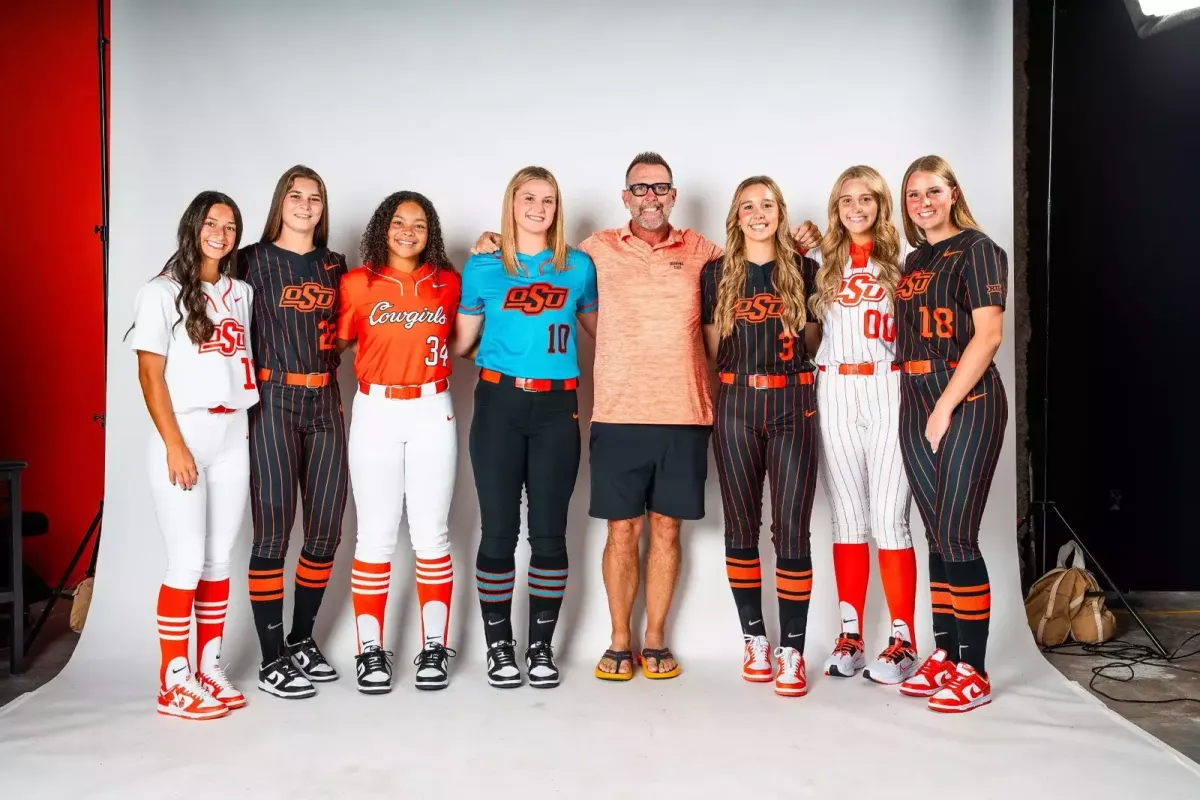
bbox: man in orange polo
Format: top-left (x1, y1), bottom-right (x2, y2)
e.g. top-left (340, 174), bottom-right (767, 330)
top-left (473, 153), bottom-right (819, 679)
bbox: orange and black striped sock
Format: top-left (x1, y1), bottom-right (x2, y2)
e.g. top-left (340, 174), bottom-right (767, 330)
top-left (248, 555), bottom-right (286, 666)
top-left (945, 557), bottom-right (991, 674)
top-left (928, 552), bottom-right (959, 660)
top-left (725, 548), bottom-right (765, 637)
top-left (776, 557), bottom-right (813, 649)
top-left (289, 550), bottom-right (335, 645)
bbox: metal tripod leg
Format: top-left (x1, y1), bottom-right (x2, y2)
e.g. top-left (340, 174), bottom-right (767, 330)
top-left (1050, 503), bottom-right (1169, 658)
top-left (25, 502), bottom-right (103, 650)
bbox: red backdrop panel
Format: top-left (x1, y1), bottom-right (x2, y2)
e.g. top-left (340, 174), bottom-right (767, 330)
top-left (0, 0), bottom-right (107, 588)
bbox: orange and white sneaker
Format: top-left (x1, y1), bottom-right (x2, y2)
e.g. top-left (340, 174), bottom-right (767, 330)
top-left (157, 676), bottom-right (229, 720)
top-left (824, 633), bottom-right (865, 677)
top-left (742, 634), bottom-right (773, 682)
top-left (197, 665), bottom-right (246, 709)
top-left (773, 646), bottom-right (808, 696)
top-left (928, 662), bottom-right (992, 713)
top-left (863, 636), bottom-right (920, 685)
top-left (898, 648), bottom-right (956, 697)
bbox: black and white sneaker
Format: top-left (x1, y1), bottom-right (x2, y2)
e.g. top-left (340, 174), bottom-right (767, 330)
top-left (413, 642), bottom-right (455, 691)
top-left (486, 640), bottom-right (523, 688)
top-left (525, 641), bottom-right (560, 688)
top-left (287, 636), bottom-right (339, 682)
top-left (355, 645), bottom-right (394, 694)
top-left (258, 653), bottom-right (317, 699)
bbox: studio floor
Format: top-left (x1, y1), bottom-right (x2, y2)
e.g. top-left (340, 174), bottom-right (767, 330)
top-left (3, 593), bottom-right (1200, 798)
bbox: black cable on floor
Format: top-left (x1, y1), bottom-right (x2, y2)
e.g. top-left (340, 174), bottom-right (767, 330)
top-left (1042, 632), bottom-right (1200, 705)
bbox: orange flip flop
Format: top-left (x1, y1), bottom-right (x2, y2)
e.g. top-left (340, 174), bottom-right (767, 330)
top-left (638, 648), bottom-right (681, 680)
top-left (595, 649), bottom-right (634, 681)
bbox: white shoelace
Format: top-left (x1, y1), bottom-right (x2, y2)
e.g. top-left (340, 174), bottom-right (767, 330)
top-left (200, 665), bottom-right (236, 693)
top-left (774, 646), bottom-right (802, 677)
top-left (744, 634), bottom-right (770, 666)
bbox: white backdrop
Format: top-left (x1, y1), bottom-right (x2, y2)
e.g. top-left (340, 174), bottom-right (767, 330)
top-left (2, 1), bottom-right (1198, 797)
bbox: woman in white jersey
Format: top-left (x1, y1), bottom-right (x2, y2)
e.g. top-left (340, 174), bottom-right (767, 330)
top-left (127, 191), bottom-right (259, 720)
top-left (808, 166), bottom-right (920, 685)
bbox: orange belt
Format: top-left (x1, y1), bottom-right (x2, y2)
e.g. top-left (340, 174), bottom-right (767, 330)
top-left (819, 363), bottom-right (900, 376)
top-left (719, 372), bottom-right (815, 389)
top-left (901, 360), bottom-right (959, 375)
top-left (258, 368), bottom-right (331, 388)
top-left (208, 406), bottom-right (236, 414)
top-left (358, 378), bottom-right (448, 400)
top-left (479, 368), bottom-right (578, 393)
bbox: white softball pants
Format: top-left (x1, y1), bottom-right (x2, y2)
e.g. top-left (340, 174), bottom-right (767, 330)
top-left (816, 365), bottom-right (913, 549)
top-left (148, 408), bottom-right (250, 589)
top-left (348, 386), bottom-right (457, 563)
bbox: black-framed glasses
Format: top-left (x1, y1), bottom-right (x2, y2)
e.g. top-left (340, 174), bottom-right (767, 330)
top-left (626, 182), bottom-right (672, 197)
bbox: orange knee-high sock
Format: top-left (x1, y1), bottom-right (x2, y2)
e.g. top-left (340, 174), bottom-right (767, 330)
top-left (350, 559), bottom-right (391, 653)
top-left (157, 584), bottom-right (195, 688)
top-left (194, 578), bottom-right (230, 674)
top-left (416, 554), bottom-right (454, 647)
top-left (832, 543), bottom-right (870, 636)
top-left (878, 547), bottom-right (917, 648)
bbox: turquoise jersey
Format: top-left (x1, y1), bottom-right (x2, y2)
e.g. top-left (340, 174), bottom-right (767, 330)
top-left (459, 247), bottom-right (598, 380)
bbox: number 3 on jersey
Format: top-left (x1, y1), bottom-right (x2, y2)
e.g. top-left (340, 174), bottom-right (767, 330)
top-left (424, 335), bottom-right (448, 367)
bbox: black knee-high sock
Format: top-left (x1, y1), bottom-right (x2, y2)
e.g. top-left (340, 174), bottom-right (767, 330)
top-left (249, 555), bottom-right (286, 665)
top-left (476, 552), bottom-right (515, 647)
top-left (944, 557), bottom-right (991, 674)
top-left (527, 553), bottom-right (568, 646)
top-left (725, 547), bottom-right (765, 637)
top-left (776, 556), bottom-right (813, 650)
top-left (288, 549), bottom-right (334, 645)
top-left (928, 552), bottom-right (960, 660)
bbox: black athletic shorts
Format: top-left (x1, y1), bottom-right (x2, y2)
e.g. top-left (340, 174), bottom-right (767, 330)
top-left (588, 422), bottom-right (712, 521)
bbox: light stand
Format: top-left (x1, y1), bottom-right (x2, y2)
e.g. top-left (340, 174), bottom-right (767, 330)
top-left (1030, 0), bottom-right (1168, 658)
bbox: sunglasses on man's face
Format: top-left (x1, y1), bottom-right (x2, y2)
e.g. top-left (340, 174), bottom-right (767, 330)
top-left (626, 183), bottom-right (673, 197)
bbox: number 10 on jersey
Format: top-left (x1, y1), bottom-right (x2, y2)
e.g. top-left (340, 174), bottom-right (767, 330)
top-left (546, 323), bottom-right (569, 354)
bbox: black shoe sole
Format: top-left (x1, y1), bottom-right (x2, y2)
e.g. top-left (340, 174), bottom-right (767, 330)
top-left (528, 676), bottom-right (560, 688)
top-left (357, 682), bottom-right (393, 694)
top-left (488, 676), bottom-right (523, 688)
top-left (300, 670), bottom-right (339, 683)
top-left (416, 680), bottom-right (448, 691)
top-left (258, 683), bottom-right (317, 699)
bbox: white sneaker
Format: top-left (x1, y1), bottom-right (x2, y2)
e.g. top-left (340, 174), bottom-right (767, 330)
top-left (157, 675), bottom-right (228, 720)
top-left (863, 636), bottom-right (921, 685)
top-left (824, 633), bottom-right (866, 677)
top-left (742, 634), bottom-right (773, 682)
top-left (773, 646), bottom-right (808, 696)
top-left (196, 665), bottom-right (246, 709)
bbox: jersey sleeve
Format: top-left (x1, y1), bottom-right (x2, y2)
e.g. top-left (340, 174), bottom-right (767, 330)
top-left (576, 252), bottom-right (599, 313)
top-left (700, 259), bottom-right (720, 325)
top-left (235, 247), bottom-right (251, 281)
top-left (458, 256), bottom-right (486, 316)
top-left (335, 272), bottom-right (358, 341)
top-left (128, 279), bottom-right (175, 356)
top-left (963, 236), bottom-right (1008, 311)
top-left (800, 255), bottom-right (820, 310)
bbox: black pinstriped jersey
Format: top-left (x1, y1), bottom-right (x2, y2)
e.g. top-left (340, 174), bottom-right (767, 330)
top-left (893, 229), bottom-right (1007, 363)
top-left (236, 241), bottom-right (348, 375)
top-left (700, 256), bottom-right (819, 375)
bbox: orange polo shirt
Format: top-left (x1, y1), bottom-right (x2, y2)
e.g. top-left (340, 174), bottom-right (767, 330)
top-left (579, 225), bottom-right (721, 426)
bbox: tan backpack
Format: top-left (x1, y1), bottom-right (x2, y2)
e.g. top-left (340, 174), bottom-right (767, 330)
top-left (1024, 542), bottom-right (1117, 646)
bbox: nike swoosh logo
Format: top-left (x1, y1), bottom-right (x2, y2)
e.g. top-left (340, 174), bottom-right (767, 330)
top-left (447, 415), bottom-right (454, 421)
top-left (748, 619), bottom-right (762, 626)
top-left (486, 619), bottom-right (504, 626)
top-left (171, 664), bottom-right (187, 675)
top-left (234, 297), bottom-right (243, 303)
top-left (787, 633), bottom-right (803, 639)
top-left (966, 392), bottom-right (986, 401)
top-left (943, 250), bottom-right (962, 257)
top-left (804, 410), bottom-right (816, 418)
top-left (268, 622), bottom-right (283, 630)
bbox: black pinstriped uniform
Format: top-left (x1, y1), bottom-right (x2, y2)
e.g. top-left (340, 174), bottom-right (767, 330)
top-left (700, 256), bottom-right (820, 558)
top-left (893, 229), bottom-right (1008, 563)
top-left (237, 241), bottom-right (349, 561)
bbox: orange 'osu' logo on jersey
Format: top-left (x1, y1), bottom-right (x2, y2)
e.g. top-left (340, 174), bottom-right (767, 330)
top-left (198, 319), bottom-right (246, 357)
top-left (836, 273), bottom-right (887, 307)
top-left (733, 293), bottom-right (784, 323)
top-left (280, 282), bottom-right (336, 312)
top-left (896, 270), bottom-right (935, 300)
top-left (502, 282), bottom-right (569, 315)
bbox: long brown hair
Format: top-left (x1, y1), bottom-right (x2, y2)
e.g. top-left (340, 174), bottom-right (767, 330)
top-left (499, 166), bottom-right (567, 276)
top-left (260, 164), bottom-right (330, 247)
top-left (811, 165), bottom-right (902, 318)
top-left (713, 176), bottom-right (807, 338)
top-left (900, 155), bottom-right (980, 247)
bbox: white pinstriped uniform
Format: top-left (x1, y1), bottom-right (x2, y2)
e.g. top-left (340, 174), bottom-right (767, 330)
top-left (812, 249), bottom-right (912, 550)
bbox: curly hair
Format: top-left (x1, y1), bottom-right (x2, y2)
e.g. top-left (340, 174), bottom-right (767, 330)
top-left (358, 191), bottom-right (454, 282)
top-left (811, 165), bottom-right (901, 319)
top-left (125, 191), bottom-right (243, 347)
top-left (713, 176), bottom-right (807, 339)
